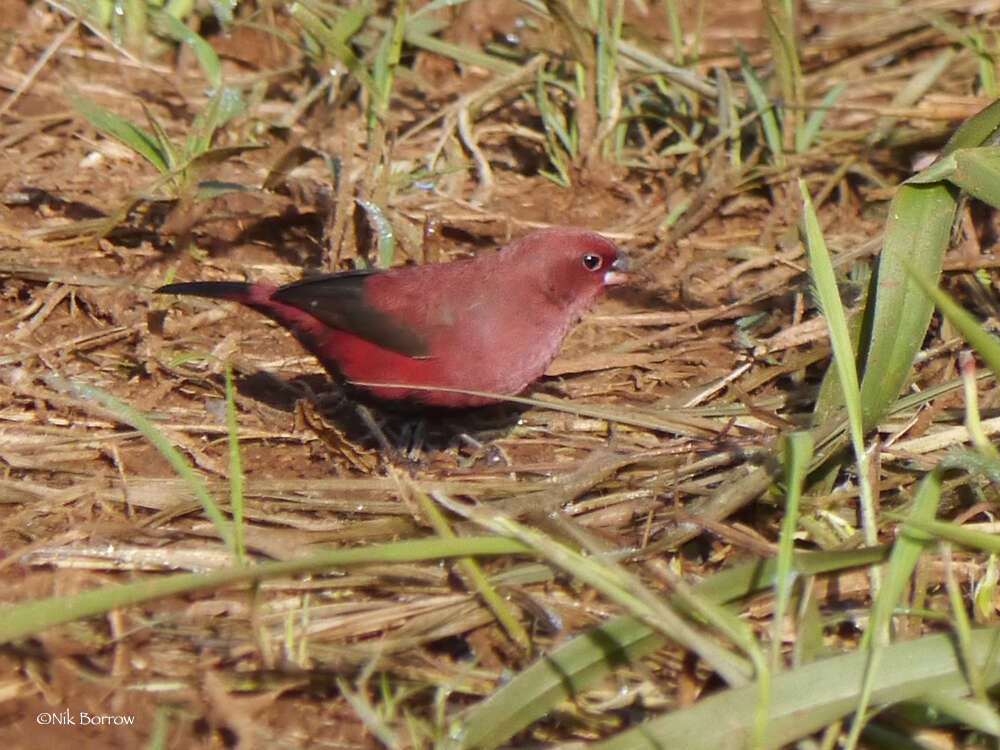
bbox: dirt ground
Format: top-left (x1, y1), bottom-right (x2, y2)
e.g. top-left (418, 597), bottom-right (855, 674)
top-left (1, 0), bottom-right (996, 747)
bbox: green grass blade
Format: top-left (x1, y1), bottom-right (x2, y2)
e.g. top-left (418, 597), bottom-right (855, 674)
top-left (595, 0), bottom-right (622, 122)
top-left (194, 180), bottom-right (251, 200)
top-left (900, 517), bottom-right (1000, 554)
top-left (847, 468), bottom-right (945, 748)
top-left (857, 182), bottom-right (955, 431)
top-left (455, 547), bottom-right (890, 749)
top-left (452, 615), bottom-right (665, 750)
top-left (762, 0), bottom-right (802, 154)
top-left (796, 82), bottom-right (846, 154)
top-left (801, 180), bottom-right (885, 748)
top-left (854, 101), bottom-right (1000, 428)
top-left (186, 86), bottom-right (246, 157)
top-left (737, 45), bottom-right (783, 164)
top-left (433, 493), bottom-right (753, 685)
top-left (974, 554), bottom-right (999, 620)
top-left (536, 70), bottom-right (575, 158)
top-left (163, 0), bottom-right (195, 19)
top-left (800, 180), bottom-right (877, 548)
top-left (0, 537), bottom-right (530, 644)
top-left (903, 261), bottom-right (1000, 379)
top-left (87, 0), bottom-right (114, 28)
top-left (141, 102), bottom-right (182, 173)
top-left (290, 2), bottom-right (377, 94)
top-left (662, 0), bottom-right (684, 64)
top-left (920, 693), bottom-right (1000, 737)
top-left (151, 10), bottom-right (222, 90)
top-left (943, 543), bottom-right (988, 702)
top-left (120, 0), bottom-right (148, 49)
top-left (397, 25), bottom-right (518, 74)
top-left (224, 366), bottom-right (246, 565)
top-left (414, 488), bottom-right (530, 654)
top-left (593, 629), bottom-right (1000, 750)
top-left (771, 431), bottom-right (813, 672)
top-left (864, 468), bottom-right (944, 648)
top-left (373, 0), bottom-right (407, 121)
top-left (44, 374), bottom-right (237, 555)
top-left (941, 98), bottom-right (1000, 155)
top-left (936, 147), bottom-right (1000, 207)
top-left (69, 90), bottom-right (169, 173)
top-left (917, 692), bottom-right (1000, 736)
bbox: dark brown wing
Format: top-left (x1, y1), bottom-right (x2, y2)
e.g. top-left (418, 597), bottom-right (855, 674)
top-left (271, 271), bottom-right (431, 358)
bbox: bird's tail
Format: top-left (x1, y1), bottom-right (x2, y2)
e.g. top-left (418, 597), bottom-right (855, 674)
top-left (156, 280), bottom-right (322, 354)
top-left (156, 281), bottom-right (257, 302)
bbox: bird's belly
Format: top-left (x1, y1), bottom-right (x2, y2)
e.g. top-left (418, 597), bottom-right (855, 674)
top-left (326, 329), bottom-right (551, 407)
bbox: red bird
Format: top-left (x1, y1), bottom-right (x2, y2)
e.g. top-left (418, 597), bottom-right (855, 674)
top-left (156, 226), bottom-right (629, 407)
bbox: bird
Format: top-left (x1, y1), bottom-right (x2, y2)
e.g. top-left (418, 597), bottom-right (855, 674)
top-left (156, 226), bottom-right (630, 407)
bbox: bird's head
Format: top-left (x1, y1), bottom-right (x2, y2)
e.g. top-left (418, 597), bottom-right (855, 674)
top-left (505, 226), bottom-right (631, 307)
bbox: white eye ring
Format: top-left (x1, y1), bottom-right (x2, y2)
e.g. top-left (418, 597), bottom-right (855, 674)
top-left (582, 253), bottom-right (603, 271)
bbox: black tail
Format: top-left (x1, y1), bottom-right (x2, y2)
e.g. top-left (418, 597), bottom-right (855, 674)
top-left (156, 281), bottom-right (253, 301)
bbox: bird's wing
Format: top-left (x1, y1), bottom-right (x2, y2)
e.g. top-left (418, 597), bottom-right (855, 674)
top-left (271, 271), bottom-right (431, 358)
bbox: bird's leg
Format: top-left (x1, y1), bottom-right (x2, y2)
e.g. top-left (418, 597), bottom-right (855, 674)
top-left (354, 403), bottom-right (395, 456)
top-left (354, 404), bottom-right (434, 473)
top-left (401, 418), bottom-right (427, 462)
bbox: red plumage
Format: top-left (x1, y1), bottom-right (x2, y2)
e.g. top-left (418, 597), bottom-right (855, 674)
top-left (156, 226), bottom-right (629, 407)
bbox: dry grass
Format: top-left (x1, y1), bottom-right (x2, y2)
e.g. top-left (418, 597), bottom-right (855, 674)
top-left (2, 1), bottom-right (1000, 748)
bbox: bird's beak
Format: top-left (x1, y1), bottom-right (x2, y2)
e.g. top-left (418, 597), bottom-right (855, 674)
top-left (603, 250), bottom-right (632, 286)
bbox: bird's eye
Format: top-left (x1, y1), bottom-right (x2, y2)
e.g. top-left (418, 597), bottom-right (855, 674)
top-left (582, 253), bottom-right (603, 271)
